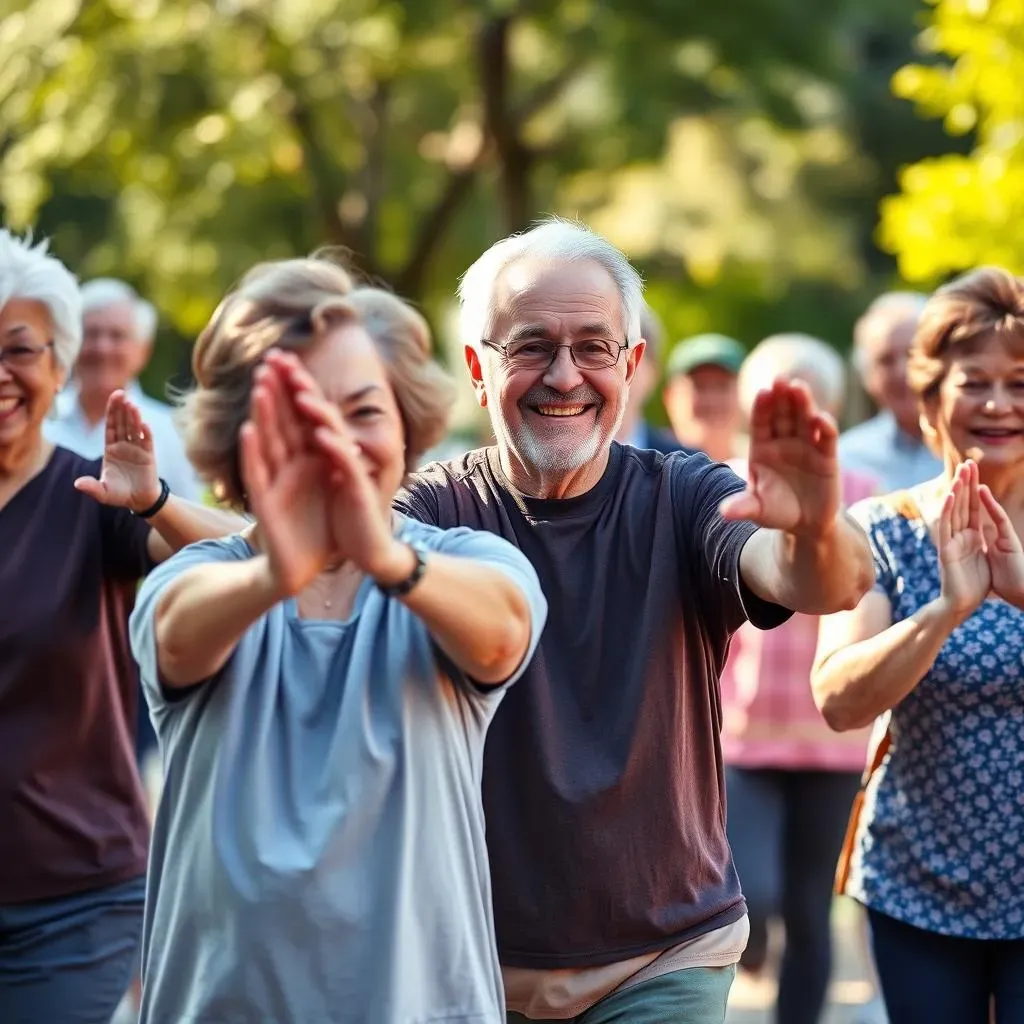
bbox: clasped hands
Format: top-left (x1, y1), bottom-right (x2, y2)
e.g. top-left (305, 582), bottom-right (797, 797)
top-left (936, 459), bottom-right (1024, 620)
top-left (239, 350), bottom-right (409, 599)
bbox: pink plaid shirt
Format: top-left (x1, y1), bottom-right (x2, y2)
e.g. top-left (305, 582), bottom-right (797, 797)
top-left (721, 466), bottom-right (877, 772)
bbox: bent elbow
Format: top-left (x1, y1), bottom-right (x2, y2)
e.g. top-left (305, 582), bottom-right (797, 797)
top-left (831, 557), bottom-right (875, 613)
top-left (814, 686), bottom-right (870, 734)
top-left (474, 602), bottom-right (533, 686)
top-left (820, 699), bottom-right (855, 733)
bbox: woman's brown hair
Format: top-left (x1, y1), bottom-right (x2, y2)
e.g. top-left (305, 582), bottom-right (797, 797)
top-left (177, 256), bottom-right (455, 508)
top-left (909, 266), bottom-right (1024, 401)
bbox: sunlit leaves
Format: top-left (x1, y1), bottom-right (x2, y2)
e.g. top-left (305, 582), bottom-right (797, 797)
top-left (882, 0), bottom-right (1024, 279)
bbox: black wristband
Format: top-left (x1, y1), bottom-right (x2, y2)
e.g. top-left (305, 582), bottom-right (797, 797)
top-left (377, 540), bottom-right (428, 597)
top-left (132, 478), bottom-right (170, 519)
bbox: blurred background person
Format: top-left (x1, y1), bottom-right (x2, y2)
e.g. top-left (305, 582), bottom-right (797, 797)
top-left (46, 277), bottom-right (202, 503)
top-left (722, 333), bottom-right (876, 1024)
top-left (814, 267), bottom-right (1024, 1024)
top-left (839, 292), bottom-right (942, 490)
top-left (662, 332), bottom-right (746, 462)
top-left (0, 231), bottom-right (240, 1024)
top-left (615, 302), bottom-right (688, 453)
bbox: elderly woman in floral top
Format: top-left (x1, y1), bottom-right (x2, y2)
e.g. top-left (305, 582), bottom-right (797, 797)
top-left (813, 266), bottom-right (1024, 1024)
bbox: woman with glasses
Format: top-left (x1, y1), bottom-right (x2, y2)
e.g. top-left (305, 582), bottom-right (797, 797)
top-left (0, 231), bottom-right (241, 1024)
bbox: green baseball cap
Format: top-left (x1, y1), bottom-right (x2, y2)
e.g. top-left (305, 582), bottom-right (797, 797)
top-left (665, 333), bottom-right (745, 378)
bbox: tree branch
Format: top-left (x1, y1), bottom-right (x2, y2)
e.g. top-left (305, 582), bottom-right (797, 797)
top-left (514, 51), bottom-right (589, 125)
top-left (360, 79), bottom-right (391, 255)
top-left (394, 162), bottom-right (482, 299)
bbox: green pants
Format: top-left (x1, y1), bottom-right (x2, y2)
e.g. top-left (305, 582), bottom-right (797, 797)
top-left (507, 964), bottom-right (736, 1024)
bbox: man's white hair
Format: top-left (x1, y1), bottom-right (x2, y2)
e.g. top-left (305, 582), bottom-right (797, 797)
top-left (458, 217), bottom-right (645, 350)
top-left (135, 298), bottom-right (158, 342)
top-left (852, 291), bottom-right (929, 378)
top-left (81, 277), bottom-right (156, 341)
top-left (0, 230), bottom-right (82, 371)
top-left (739, 332), bottom-right (847, 417)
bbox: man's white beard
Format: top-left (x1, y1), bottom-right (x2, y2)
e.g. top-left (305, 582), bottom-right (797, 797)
top-left (515, 426), bottom-right (603, 477)
top-left (494, 401), bottom-right (626, 480)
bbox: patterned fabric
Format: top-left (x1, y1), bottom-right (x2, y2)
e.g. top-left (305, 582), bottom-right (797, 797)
top-left (721, 466), bottom-right (878, 771)
top-left (846, 493), bottom-right (1024, 939)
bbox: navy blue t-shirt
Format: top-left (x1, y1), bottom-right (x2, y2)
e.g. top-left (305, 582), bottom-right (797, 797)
top-left (0, 446), bottom-right (153, 903)
top-left (395, 443), bottom-right (791, 968)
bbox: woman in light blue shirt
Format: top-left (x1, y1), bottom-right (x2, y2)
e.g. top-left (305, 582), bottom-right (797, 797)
top-left (130, 257), bottom-right (547, 1024)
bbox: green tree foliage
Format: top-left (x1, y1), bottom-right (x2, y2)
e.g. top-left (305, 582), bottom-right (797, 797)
top-left (0, 0), bottom-right (948, 426)
top-left (879, 0), bottom-right (1021, 282)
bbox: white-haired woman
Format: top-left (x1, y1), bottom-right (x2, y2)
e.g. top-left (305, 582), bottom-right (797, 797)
top-left (721, 333), bottom-right (877, 1024)
top-left (0, 231), bottom-right (241, 1024)
top-left (128, 256), bottom-right (547, 1023)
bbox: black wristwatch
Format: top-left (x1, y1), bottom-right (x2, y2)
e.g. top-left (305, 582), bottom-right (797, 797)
top-left (377, 539), bottom-right (429, 597)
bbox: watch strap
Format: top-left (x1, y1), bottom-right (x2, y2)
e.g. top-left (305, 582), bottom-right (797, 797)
top-left (377, 540), bottom-right (428, 597)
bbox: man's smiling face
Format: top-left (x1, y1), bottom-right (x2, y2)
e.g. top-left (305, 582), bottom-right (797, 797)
top-left (469, 257), bottom-right (642, 492)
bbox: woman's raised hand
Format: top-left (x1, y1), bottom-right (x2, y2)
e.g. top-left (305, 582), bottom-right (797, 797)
top-left (937, 461), bottom-right (991, 621)
top-left (240, 361), bottom-right (335, 598)
top-left (258, 350), bottom-right (403, 580)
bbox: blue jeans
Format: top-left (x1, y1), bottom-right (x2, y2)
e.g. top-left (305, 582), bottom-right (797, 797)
top-left (726, 766), bottom-right (861, 1024)
top-left (869, 908), bottom-right (1024, 1024)
top-left (0, 875), bottom-right (145, 1024)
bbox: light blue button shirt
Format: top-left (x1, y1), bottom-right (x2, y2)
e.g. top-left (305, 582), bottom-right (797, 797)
top-left (838, 411), bottom-right (943, 493)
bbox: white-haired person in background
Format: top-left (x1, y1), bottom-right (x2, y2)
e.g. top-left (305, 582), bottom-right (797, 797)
top-left (839, 292), bottom-right (942, 491)
top-left (394, 219), bottom-right (874, 1023)
top-left (0, 231), bottom-right (242, 1024)
top-left (46, 276), bottom-right (202, 502)
top-left (720, 333), bottom-right (877, 1024)
top-left (614, 302), bottom-right (690, 455)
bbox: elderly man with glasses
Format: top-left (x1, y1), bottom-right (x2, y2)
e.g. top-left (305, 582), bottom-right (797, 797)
top-left (394, 219), bottom-right (873, 1024)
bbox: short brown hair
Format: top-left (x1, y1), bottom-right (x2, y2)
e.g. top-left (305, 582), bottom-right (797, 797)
top-left (178, 256), bottom-right (455, 508)
top-left (909, 266), bottom-right (1024, 400)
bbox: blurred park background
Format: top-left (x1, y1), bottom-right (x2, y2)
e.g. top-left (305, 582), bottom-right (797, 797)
top-left (0, 0), bottom-right (1018, 442)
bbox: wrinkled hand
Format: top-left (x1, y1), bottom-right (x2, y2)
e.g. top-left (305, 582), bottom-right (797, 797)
top-left (74, 391), bottom-right (161, 511)
top-left (262, 350), bottom-right (400, 579)
top-left (240, 362), bottom-right (335, 598)
top-left (720, 379), bottom-right (841, 537)
top-left (978, 470), bottom-right (1024, 608)
top-left (937, 460), bottom-right (991, 619)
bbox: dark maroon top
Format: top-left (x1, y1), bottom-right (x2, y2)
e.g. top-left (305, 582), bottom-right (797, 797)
top-left (396, 444), bottom-right (791, 968)
top-left (0, 446), bottom-right (153, 904)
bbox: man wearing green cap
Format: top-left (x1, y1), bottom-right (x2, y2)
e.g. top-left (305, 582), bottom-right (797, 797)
top-left (663, 333), bottom-right (746, 463)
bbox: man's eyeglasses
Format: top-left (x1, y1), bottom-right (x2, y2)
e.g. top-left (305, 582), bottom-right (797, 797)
top-left (481, 337), bottom-right (627, 371)
top-left (0, 341), bottom-right (53, 369)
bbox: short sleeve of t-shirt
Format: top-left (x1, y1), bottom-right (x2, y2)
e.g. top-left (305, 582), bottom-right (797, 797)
top-left (130, 536), bottom-right (253, 727)
top-left (131, 526), bottom-right (547, 716)
top-left (413, 522), bottom-right (548, 694)
top-left (81, 455), bottom-right (154, 582)
top-left (848, 497), bottom-right (901, 606)
top-left (671, 455), bottom-right (791, 633)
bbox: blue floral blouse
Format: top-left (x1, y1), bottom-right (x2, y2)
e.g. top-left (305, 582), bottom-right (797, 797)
top-left (847, 493), bottom-right (1024, 940)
